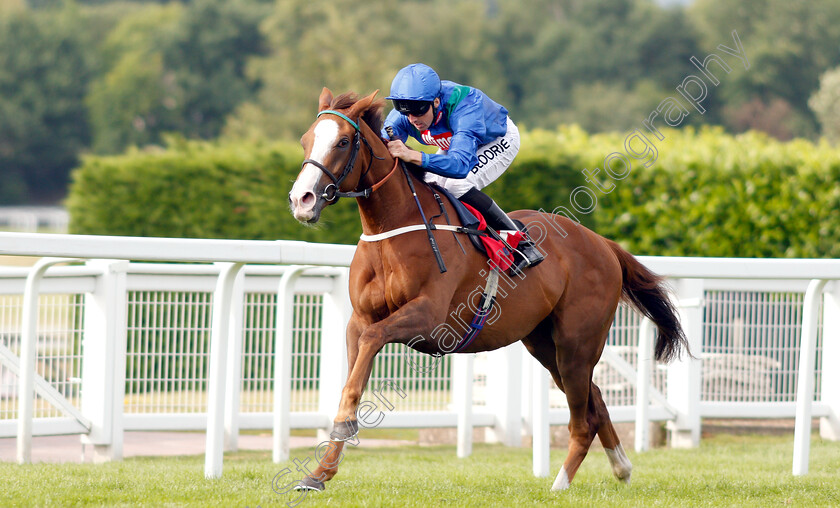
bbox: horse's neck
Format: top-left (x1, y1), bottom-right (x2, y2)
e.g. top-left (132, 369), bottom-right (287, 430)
top-left (356, 129), bottom-right (429, 236)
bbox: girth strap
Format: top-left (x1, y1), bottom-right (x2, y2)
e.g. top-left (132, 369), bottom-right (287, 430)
top-left (451, 268), bottom-right (500, 353)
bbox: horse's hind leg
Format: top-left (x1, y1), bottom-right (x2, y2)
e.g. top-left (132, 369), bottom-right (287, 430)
top-left (521, 319), bottom-right (564, 390)
top-left (524, 324), bottom-right (627, 490)
top-left (550, 356), bottom-right (598, 491)
top-left (591, 382), bottom-right (632, 483)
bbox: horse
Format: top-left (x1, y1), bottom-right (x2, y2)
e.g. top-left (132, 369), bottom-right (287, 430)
top-left (287, 88), bottom-right (688, 492)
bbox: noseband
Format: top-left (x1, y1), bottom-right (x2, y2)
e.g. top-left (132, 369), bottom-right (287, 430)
top-left (301, 109), bottom-right (395, 201)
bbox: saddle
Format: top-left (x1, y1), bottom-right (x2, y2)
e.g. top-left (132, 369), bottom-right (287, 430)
top-left (430, 184), bottom-right (524, 272)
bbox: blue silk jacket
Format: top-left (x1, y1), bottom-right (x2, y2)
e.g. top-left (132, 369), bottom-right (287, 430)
top-left (382, 81), bottom-right (509, 179)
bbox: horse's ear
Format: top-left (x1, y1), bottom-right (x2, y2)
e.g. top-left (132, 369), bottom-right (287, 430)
top-left (347, 89), bottom-right (379, 119)
top-left (318, 87), bottom-right (333, 112)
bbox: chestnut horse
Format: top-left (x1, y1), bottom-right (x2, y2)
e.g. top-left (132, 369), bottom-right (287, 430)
top-left (288, 88), bottom-right (688, 492)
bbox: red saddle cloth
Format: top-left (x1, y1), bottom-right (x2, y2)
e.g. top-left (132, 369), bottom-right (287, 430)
top-left (460, 202), bottom-right (524, 271)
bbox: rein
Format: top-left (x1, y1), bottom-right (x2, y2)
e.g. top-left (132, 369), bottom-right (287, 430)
top-left (300, 99), bottom-right (502, 354)
top-left (301, 109), bottom-right (396, 201)
top-left (385, 126), bottom-right (448, 273)
top-left (303, 108), bottom-right (448, 273)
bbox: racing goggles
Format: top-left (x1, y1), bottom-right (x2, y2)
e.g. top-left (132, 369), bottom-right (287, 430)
top-left (392, 99), bottom-right (433, 116)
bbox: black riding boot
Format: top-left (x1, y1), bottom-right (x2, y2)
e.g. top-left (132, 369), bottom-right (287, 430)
top-left (460, 188), bottom-right (545, 274)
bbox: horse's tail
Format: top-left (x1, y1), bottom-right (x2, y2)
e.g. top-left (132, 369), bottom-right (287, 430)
top-left (606, 240), bottom-right (690, 363)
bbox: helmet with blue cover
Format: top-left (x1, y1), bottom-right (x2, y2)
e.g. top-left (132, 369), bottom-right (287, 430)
top-left (387, 63), bottom-right (441, 116)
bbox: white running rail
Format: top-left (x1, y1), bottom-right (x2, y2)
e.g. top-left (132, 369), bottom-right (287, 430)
top-left (0, 232), bottom-right (837, 479)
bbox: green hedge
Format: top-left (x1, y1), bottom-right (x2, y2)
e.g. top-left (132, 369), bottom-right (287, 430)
top-left (67, 127), bottom-right (840, 257)
top-left (67, 137), bottom-right (365, 244)
top-left (558, 126), bottom-right (840, 258)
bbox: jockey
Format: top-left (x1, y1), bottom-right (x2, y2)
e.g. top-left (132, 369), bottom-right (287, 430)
top-left (382, 63), bottom-right (544, 274)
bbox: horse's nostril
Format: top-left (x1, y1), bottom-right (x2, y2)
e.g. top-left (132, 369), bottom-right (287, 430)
top-left (301, 192), bottom-right (316, 207)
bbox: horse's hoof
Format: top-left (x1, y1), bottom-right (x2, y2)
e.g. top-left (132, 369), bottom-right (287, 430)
top-left (294, 476), bottom-right (325, 492)
top-left (605, 445), bottom-right (633, 484)
top-left (331, 419), bottom-right (359, 441)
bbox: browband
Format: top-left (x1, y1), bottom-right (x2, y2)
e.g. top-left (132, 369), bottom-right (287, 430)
top-left (317, 110), bottom-right (359, 131)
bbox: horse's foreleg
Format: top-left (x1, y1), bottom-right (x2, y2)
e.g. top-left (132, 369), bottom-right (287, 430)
top-left (302, 300), bottom-right (436, 491)
top-left (333, 298), bottom-right (436, 428)
top-left (298, 316), bottom-right (364, 492)
top-left (297, 440), bottom-right (345, 491)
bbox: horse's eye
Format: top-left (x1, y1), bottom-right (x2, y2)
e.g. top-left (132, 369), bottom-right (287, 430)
top-left (338, 138), bottom-right (350, 148)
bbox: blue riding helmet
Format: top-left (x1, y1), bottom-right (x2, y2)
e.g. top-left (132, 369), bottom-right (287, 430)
top-left (386, 63), bottom-right (441, 102)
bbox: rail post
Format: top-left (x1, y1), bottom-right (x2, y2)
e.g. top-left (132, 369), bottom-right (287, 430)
top-left (80, 260), bottom-right (129, 463)
top-left (204, 262), bottom-right (245, 479)
top-left (317, 268), bottom-right (351, 442)
top-left (820, 281), bottom-right (840, 441)
top-left (635, 317), bottom-right (655, 452)
top-left (667, 278), bottom-right (703, 448)
top-left (792, 279), bottom-right (828, 475)
top-left (531, 357), bottom-right (549, 477)
top-left (223, 269), bottom-right (246, 451)
top-left (484, 343), bottom-right (523, 447)
top-left (17, 258), bottom-right (81, 464)
top-left (453, 353), bottom-right (474, 458)
top-left (273, 266), bottom-right (309, 463)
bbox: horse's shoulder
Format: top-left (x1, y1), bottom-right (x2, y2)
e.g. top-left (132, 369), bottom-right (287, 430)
top-left (348, 250), bottom-right (390, 315)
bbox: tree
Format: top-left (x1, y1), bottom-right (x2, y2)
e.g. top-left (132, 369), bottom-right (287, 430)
top-left (86, 0), bottom-right (268, 154)
top-left (0, 8), bottom-right (93, 203)
top-left (490, 0), bottom-right (700, 130)
top-left (162, 0), bottom-right (269, 139)
top-left (402, 0), bottom-right (509, 107)
top-left (86, 3), bottom-right (183, 153)
top-left (690, 0), bottom-right (840, 138)
top-left (0, 0), bottom-right (25, 15)
top-left (560, 80), bottom-right (673, 133)
top-left (224, 0), bottom-right (411, 141)
top-left (809, 66), bottom-right (840, 144)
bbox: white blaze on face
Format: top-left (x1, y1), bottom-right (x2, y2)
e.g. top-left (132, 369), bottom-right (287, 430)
top-left (290, 119), bottom-right (339, 221)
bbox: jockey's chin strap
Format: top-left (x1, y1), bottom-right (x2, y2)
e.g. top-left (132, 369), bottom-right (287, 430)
top-left (301, 109), bottom-right (397, 202)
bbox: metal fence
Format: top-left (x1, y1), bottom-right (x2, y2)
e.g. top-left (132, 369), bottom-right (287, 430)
top-left (0, 266), bottom-right (832, 423)
top-left (0, 232), bottom-right (838, 479)
top-left (0, 271), bottom-right (465, 418)
top-left (0, 293), bottom-right (84, 420)
top-left (1, 276), bottom-right (825, 421)
top-left (702, 290), bottom-right (822, 403)
top-left (0, 207), bottom-right (69, 233)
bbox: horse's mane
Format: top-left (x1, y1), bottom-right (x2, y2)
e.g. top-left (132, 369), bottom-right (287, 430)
top-left (330, 92), bottom-right (385, 135)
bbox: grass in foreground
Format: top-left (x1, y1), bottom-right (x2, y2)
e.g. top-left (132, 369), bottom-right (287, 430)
top-left (1, 434), bottom-right (838, 507)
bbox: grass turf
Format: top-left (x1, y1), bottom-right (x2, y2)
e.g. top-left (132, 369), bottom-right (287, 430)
top-left (1, 434), bottom-right (838, 507)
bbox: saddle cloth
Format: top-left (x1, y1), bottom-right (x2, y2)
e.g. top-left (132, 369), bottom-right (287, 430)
top-left (430, 184), bottom-right (524, 271)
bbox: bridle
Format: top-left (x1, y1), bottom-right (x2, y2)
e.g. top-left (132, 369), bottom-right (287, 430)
top-left (303, 107), bottom-right (448, 273)
top-left (301, 109), bottom-right (398, 202)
